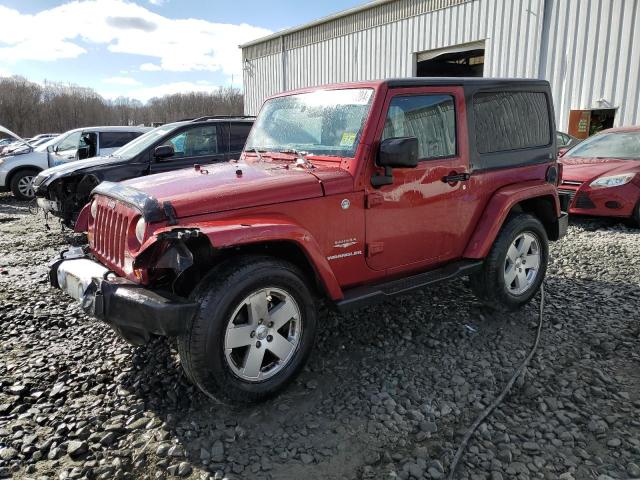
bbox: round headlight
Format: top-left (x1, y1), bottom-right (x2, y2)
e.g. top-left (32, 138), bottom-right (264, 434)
top-left (135, 217), bottom-right (146, 244)
top-left (90, 200), bottom-right (98, 218)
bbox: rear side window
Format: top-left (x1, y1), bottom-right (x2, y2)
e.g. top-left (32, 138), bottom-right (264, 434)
top-left (229, 123), bottom-right (252, 151)
top-left (382, 94), bottom-right (456, 160)
top-left (100, 131), bottom-right (137, 149)
top-left (473, 91), bottom-right (550, 153)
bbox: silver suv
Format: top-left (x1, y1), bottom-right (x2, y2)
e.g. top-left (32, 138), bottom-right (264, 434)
top-left (0, 126), bottom-right (150, 200)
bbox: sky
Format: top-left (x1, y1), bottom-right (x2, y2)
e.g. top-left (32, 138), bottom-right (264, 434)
top-left (0, 0), bottom-right (364, 102)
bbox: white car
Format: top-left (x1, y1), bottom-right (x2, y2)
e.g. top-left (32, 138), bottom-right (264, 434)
top-left (0, 126), bottom-right (150, 200)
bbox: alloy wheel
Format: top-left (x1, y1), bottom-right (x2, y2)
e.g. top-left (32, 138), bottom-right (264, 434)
top-left (503, 232), bottom-right (541, 295)
top-left (224, 287), bottom-right (302, 382)
top-left (17, 175), bottom-right (35, 199)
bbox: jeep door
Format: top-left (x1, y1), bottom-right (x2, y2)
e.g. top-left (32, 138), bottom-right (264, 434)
top-left (364, 87), bottom-right (471, 272)
top-left (149, 124), bottom-right (227, 174)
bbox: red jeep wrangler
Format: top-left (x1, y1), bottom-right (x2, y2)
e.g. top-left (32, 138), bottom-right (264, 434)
top-left (50, 78), bottom-right (567, 403)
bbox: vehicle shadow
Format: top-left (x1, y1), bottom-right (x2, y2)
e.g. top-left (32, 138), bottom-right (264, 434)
top-left (568, 214), bottom-right (638, 232)
top-left (0, 194), bottom-right (33, 216)
top-left (113, 270), bottom-right (640, 479)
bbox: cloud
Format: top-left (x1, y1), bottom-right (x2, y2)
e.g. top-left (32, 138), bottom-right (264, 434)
top-left (106, 16), bottom-right (157, 32)
top-left (103, 76), bottom-right (142, 86)
top-left (148, 0), bottom-right (164, 5)
top-left (139, 62), bottom-right (162, 72)
top-left (102, 80), bottom-right (222, 102)
top-left (0, 1), bottom-right (271, 79)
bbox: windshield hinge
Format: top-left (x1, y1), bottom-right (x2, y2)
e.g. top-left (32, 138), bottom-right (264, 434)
top-left (163, 201), bottom-right (178, 226)
top-left (366, 241), bottom-right (384, 257)
top-left (366, 193), bottom-right (384, 209)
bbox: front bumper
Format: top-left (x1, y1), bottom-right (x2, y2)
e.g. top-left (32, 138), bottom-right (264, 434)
top-left (559, 182), bottom-right (638, 218)
top-left (49, 249), bottom-right (198, 345)
top-left (37, 197), bottom-right (61, 214)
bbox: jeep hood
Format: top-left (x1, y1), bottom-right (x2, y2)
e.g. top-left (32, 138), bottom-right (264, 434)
top-left (108, 161), bottom-right (351, 219)
top-left (561, 156), bottom-right (640, 182)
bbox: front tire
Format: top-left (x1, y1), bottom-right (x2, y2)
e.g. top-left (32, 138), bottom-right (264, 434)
top-left (470, 213), bottom-right (548, 312)
top-left (178, 256), bottom-right (318, 403)
top-left (10, 169), bottom-right (39, 200)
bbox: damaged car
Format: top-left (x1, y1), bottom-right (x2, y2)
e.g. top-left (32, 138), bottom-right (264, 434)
top-left (34, 116), bottom-right (254, 227)
top-left (1, 126), bottom-right (149, 200)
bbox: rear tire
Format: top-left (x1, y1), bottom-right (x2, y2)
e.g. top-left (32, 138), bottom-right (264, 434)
top-left (178, 256), bottom-right (318, 403)
top-left (470, 214), bottom-right (548, 312)
top-left (10, 169), bottom-right (39, 200)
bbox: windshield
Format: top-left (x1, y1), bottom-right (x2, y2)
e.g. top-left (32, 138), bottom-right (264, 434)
top-left (111, 124), bottom-right (178, 160)
top-left (565, 131), bottom-right (640, 160)
top-left (246, 88), bottom-right (374, 158)
top-left (36, 133), bottom-right (65, 152)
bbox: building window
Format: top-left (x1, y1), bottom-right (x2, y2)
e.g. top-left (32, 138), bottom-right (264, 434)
top-left (382, 94), bottom-right (456, 160)
top-left (473, 91), bottom-right (551, 153)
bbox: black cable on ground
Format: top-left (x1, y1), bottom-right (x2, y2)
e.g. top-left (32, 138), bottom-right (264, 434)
top-left (446, 284), bottom-right (545, 480)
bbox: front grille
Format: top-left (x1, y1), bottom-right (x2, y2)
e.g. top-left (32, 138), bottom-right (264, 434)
top-left (574, 192), bottom-right (596, 209)
top-left (91, 200), bottom-right (131, 271)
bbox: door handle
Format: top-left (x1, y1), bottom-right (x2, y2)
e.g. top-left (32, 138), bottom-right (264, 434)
top-left (441, 172), bottom-right (471, 183)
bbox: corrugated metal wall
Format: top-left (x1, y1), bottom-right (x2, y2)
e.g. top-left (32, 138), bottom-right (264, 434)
top-left (541, 0), bottom-right (640, 129)
top-left (242, 0), bottom-right (640, 131)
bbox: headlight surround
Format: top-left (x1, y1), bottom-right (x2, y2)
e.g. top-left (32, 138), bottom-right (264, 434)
top-left (90, 199), bottom-right (98, 218)
top-left (589, 173), bottom-right (635, 189)
top-left (135, 217), bottom-right (146, 244)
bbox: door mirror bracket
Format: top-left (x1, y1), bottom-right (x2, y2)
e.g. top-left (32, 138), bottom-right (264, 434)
top-left (371, 166), bottom-right (394, 188)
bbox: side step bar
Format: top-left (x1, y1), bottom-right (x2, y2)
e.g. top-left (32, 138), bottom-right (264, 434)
top-left (335, 260), bottom-right (483, 312)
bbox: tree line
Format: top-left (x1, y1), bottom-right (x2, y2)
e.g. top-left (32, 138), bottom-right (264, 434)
top-left (0, 76), bottom-right (244, 138)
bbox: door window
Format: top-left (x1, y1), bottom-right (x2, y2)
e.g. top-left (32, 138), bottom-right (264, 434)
top-left (382, 95), bottom-right (456, 160)
top-left (160, 125), bottom-right (219, 159)
top-left (56, 131), bottom-right (82, 152)
top-left (229, 123), bottom-right (253, 151)
top-left (99, 131), bottom-right (137, 149)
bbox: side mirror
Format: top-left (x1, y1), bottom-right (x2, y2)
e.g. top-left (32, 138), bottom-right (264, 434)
top-left (557, 147), bottom-right (568, 157)
top-left (371, 137), bottom-right (419, 188)
top-left (154, 144), bottom-right (175, 160)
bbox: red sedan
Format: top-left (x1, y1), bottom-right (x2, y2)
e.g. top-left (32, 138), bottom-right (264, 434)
top-left (559, 127), bottom-right (640, 226)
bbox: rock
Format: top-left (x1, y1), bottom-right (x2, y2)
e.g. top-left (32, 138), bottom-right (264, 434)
top-left (210, 440), bottom-right (224, 462)
top-left (0, 447), bottom-right (17, 461)
top-left (300, 453), bottom-right (314, 464)
top-left (67, 440), bottom-right (88, 458)
top-left (627, 463), bottom-right (640, 477)
top-left (606, 438), bottom-right (621, 448)
top-left (420, 421), bottom-right (438, 434)
top-left (99, 432), bottom-right (117, 446)
top-left (177, 462), bottom-right (192, 477)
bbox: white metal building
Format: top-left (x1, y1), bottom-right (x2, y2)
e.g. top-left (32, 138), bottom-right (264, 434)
top-left (240, 0), bottom-right (640, 136)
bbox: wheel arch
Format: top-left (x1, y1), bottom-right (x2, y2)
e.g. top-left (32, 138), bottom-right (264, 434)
top-left (6, 165), bottom-right (42, 187)
top-left (137, 219), bottom-right (343, 301)
top-left (464, 181), bottom-right (560, 259)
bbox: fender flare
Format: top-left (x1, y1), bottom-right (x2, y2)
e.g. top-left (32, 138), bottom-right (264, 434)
top-left (463, 181), bottom-right (560, 259)
top-left (147, 215), bottom-right (343, 300)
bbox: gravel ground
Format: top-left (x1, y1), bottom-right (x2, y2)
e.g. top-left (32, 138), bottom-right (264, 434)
top-left (1, 192), bottom-right (639, 480)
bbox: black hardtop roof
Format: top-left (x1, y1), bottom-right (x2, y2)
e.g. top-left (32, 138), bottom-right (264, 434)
top-left (384, 77), bottom-right (550, 89)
